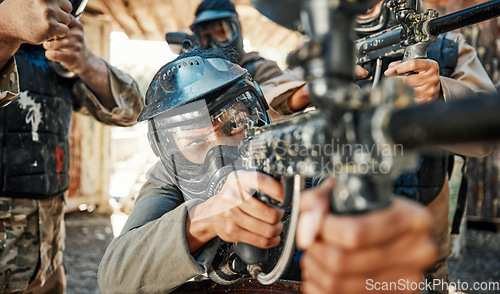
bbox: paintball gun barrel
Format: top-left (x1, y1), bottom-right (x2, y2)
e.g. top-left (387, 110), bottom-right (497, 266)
top-left (237, 0), bottom-right (500, 285)
top-left (285, 0), bottom-right (500, 67)
top-left (356, 0), bottom-right (500, 65)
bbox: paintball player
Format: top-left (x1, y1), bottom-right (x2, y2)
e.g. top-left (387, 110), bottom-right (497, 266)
top-left (98, 49), bottom-right (436, 294)
top-left (0, 0), bottom-right (144, 292)
top-left (190, 0), bottom-right (310, 121)
top-left (296, 1), bottom-right (497, 293)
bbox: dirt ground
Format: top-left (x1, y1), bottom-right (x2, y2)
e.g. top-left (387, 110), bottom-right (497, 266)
top-left (64, 212), bottom-right (114, 294)
top-left (63, 211), bottom-right (500, 294)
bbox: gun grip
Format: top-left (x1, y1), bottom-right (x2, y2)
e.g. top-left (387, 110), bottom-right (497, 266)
top-left (233, 242), bottom-right (269, 265)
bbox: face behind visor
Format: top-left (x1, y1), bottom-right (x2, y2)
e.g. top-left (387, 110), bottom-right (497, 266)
top-left (149, 83), bottom-right (269, 201)
top-left (140, 56), bottom-right (270, 202)
top-left (355, 0), bottom-right (392, 35)
top-left (191, 10), bottom-right (244, 60)
top-left (192, 19), bottom-right (239, 49)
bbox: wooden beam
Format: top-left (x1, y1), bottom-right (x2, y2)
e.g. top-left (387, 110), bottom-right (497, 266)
top-left (170, 0), bottom-right (200, 32)
top-left (151, 0), bottom-right (182, 36)
top-left (123, 0), bottom-right (164, 40)
top-left (90, 0), bottom-right (144, 38)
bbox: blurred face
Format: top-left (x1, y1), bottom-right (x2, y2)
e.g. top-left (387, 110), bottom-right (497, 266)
top-left (195, 20), bottom-right (235, 47)
top-left (172, 102), bottom-right (250, 164)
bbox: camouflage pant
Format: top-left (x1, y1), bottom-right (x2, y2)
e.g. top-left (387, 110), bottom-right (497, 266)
top-left (0, 195), bottom-right (65, 293)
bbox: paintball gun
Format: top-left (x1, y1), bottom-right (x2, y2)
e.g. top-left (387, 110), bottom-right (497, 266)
top-left (213, 0), bottom-right (500, 286)
top-left (165, 32), bottom-right (201, 55)
top-left (286, 0), bottom-right (500, 87)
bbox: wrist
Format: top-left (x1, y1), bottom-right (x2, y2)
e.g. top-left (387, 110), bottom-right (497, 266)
top-left (74, 52), bottom-right (104, 77)
top-left (0, 40), bottom-right (21, 70)
top-left (185, 205), bottom-right (217, 253)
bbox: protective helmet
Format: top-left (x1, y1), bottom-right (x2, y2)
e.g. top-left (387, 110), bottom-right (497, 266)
top-left (138, 50), bottom-right (270, 202)
top-left (190, 0), bottom-right (245, 61)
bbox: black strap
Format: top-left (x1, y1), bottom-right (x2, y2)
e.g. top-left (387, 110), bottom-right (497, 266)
top-left (426, 33), bottom-right (459, 78)
top-left (451, 159), bottom-right (468, 235)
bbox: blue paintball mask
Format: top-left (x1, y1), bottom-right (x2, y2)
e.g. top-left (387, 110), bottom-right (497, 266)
top-left (138, 55), bottom-right (270, 201)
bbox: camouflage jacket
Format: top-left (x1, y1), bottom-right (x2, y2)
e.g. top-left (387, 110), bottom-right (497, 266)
top-left (0, 44), bottom-right (143, 292)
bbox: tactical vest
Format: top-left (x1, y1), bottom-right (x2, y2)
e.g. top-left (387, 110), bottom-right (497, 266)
top-left (393, 34), bottom-right (459, 205)
top-left (0, 44), bottom-right (76, 199)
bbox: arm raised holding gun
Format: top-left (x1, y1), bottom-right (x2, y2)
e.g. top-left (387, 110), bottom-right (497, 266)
top-left (42, 15), bottom-right (117, 110)
top-left (0, 0), bottom-right (72, 105)
top-left (0, 0), bottom-right (72, 69)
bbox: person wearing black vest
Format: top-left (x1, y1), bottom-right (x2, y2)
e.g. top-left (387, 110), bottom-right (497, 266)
top-left (190, 0), bottom-right (311, 122)
top-left (0, 1), bottom-right (144, 292)
top-left (298, 1), bottom-right (497, 293)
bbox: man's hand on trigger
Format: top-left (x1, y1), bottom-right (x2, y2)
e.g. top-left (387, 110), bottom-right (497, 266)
top-left (384, 59), bottom-right (442, 103)
top-left (186, 170), bottom-right (285, 252)
top-left (288, 84), bottom-right (311, 112)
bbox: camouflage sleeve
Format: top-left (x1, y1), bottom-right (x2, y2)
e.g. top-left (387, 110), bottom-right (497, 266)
top-left (72, 60), bottom-right (144, 127)
top-left (0, 57), bottom-right (19, 107)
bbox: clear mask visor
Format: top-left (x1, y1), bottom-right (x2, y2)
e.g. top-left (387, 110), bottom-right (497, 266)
top-left (150, 90), bottom-right (267, 165)
top-left (194, 19), bottom-right (237, 48)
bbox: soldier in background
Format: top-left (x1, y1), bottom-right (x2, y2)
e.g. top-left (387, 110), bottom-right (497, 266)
top-left (0, 0), bottom-right (144, 292)
top-left (190, 0), bottom-right (310, 121)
